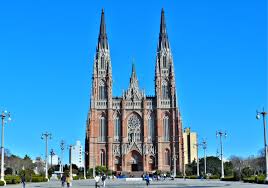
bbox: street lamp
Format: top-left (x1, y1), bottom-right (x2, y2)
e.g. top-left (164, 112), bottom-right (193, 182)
top-left (193, 143), bottom-right (200, 177)
top-left (0, 110), bottom-right (11, 184)
top-left (41, 132), bottom-right (52, 181)
top-left (60, 140), bottom-right (65, 174)
top-left (216, 131), bottom-right (227, 179)
top-left (82, 151), bottom-right (88, 179)
top-left (50, 149), bottom-right (55, 169)
top-left (68, 145), bottom-right (73, 179)
top-left (201, 139), bottom-right (207, 176)
top-left (256, 108), bottom-right (268, 181)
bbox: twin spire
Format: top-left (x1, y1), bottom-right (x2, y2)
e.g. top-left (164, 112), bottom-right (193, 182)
top-left (98, 9), bottom-right (108, 50)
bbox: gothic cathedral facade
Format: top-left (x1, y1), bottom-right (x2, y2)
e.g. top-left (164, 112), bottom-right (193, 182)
top-left (85, 9), bottom-right (184, 174)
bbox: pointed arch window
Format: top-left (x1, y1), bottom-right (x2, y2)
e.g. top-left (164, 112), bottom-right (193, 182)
top-left (164, 149), bottom-right (170, 165)
top-left (162, 80), bottom-right (169, 99)
top-left (100, 149), bottom-right (106, 166)
top-left (99, 116), bottom-right (106, 142)
top-left (163, 116), bottom-right (169, 141)
top-left (114, 116), bottom-right (121, 141)
top-left (100, 56), bottom-right (105, 69)
top-left (148, 116), bottom-right (155, 142)
top-left (163, 56), bottom-right (167, 68)
top-left (99, 80), bottom-right (106, 100)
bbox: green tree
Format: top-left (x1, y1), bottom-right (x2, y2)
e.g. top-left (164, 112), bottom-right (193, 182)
top-left (199, 156), bottom-right (221, 176)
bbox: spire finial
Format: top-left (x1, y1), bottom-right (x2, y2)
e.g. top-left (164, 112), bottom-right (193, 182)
top-left (158, 8), bottom-right (169, 50)
top-left (160, 8), bottom-right (166, 34)
top-left (98, 8), bottom-right (108, 50)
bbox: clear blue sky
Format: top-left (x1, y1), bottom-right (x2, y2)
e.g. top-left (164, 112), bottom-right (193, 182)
top-left (0, 0), bottom-right (267, 163)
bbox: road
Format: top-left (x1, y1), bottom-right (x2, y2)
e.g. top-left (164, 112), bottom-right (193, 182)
top-left (4, 178), bottom-right (268, 188)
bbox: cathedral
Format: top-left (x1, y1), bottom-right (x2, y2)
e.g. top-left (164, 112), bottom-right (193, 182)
top-left (85, 9), bottom-right (184, 174)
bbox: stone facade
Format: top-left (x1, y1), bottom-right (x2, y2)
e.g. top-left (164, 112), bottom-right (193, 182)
top-left (85, 9), bottom-right (184, 174)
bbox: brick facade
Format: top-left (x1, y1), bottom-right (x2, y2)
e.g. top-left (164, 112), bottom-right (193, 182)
top-left (85, 9), bottom-right (184, 174)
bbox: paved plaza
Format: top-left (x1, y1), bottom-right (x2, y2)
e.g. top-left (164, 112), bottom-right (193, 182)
top-left (3, 179), bottom-right (268, 188)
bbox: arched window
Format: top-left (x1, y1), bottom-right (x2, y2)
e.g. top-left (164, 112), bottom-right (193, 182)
top-left (100, 149), bottom-right (105, 166)
top-left (148, 116), bottom-right (155, 142)
top-left (162, 80), bottom-right (169, 99)
top-left (163, 116), bottom-right (169, 141)
top-left (99, 80), bottom-right (106, 100)
top-left (100, 56), bottom-right (105, 69)
top-left (114, 116), bottom-right (121, 141)
top-left (163, 56), bottom-right (167, 68)
top-left (99, 116), bottom-right (106, 142)
top-left (164, 149), bottom-right (170, 165)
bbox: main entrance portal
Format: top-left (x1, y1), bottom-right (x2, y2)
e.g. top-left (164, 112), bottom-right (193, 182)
top-left (126, 150), bottom-right (143, 172)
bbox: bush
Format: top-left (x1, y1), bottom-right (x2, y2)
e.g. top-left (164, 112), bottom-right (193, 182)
top-left (0, 181), bottom-right (5, 186)
top-left (4, 175), bottom-right (20, 184)
top-left (243, 176), bottom-right (255, 183)
top-left (221, 176), bottom-right (238, 181)
top-left (73, 176), bottom-right (79, 180)
top-left (208, 175), bottom-right (220, 179)
top-left (186, 175), bottom-right (198, 179)
top-left (31, 176), bottom-right (47, 182)
top-left (255, 175), bottom-right (266, 184)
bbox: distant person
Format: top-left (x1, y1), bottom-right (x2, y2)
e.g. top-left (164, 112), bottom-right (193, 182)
top-left (101, 173), bottom-right (107, 187)
top-left (94, 173), bottom-right (101, 188)
top-left (21, 174), bottom-right (26, 188)
top-left (61, 174), bottom-right (66, 187)
top-left (145, 173), bottom-right (150, 187)
top-left (66, 175), bottom-right (71, 187)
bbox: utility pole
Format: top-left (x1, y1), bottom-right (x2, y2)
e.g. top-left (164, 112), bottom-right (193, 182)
top-left (60, 140), bottom-right (65, 174)
top-left (216, 131), bottom-right (227, 179)
top-left (256, 108), bottom-right (268, 181)
top-left (0, 111), bottom-right (11, 184)
top-left (41, 132), bottom-right (52, 181)
top-left (202, 139), bottom-right (207, 175)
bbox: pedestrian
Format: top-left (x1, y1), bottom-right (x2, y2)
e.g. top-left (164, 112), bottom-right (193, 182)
top-left (94, 173), bottom-right (101, 188)
top-left (61, 174), bottom-right (66, 187)
top-left (145, 173), bottom-right (150, 187)
top-left (101, 173), bottom-right (107, 187)
top-left (21, 174), bottom-right (26, 188)
top-left (66, 175), bottom-right (71, 187)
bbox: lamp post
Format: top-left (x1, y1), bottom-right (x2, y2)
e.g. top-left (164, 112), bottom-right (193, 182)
top-left (83, 151), bottom-right (88, 179)
top-left (256, 108), bottom-right (268, 181)
top-left (193, 143), bottom-right (200, 177)
top-left (0, 110), bottom-right (11, 184)
top-left (41, 132), bottom-right (52, 180)
top-left (50, 149), bottom-right (55, 169)
top-left (202, 139), bottom-right (207, 175)
top-left (68, 145), bottom-right (73, 179)
top-left (216, 131), bottom-right (227, 179)
top-left (60, 140), bottom-right (65, 174)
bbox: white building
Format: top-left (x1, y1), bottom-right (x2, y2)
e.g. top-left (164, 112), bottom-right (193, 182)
top-left (48, 154), bottom-right (59, 166)
top-left (71, 140), bottom-right (83, 168)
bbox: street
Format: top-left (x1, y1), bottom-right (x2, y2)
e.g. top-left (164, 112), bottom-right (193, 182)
top-left (3, 179), bottom-right (268, 188)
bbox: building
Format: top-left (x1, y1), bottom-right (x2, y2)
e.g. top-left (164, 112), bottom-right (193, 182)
top-left (48, 154), bottom-right (59, 166)
top-left (183, 128), bottom-right (198, 165)
top-left (71, 140), bottom-right (83, 168)
top-left (85, 9), bottom-right (184, 173)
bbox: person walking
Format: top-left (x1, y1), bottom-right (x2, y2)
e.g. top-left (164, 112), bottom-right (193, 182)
top-left (66, 175), bottom-right (71, 187)
top-left (145, 173), bottom-right (150, 187)
top-left (101, 173), bottom-right (107, 187)
top-left (21, 174), bottom-right (26, 188)
top-left (94, 173), bottom-right (101, 188)
top-left (61, 174), bottom-right (66, 187)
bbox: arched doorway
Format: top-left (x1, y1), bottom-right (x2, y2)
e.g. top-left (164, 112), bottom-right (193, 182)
top-left (148, 156), bottom-right (155, 171)
top-left (126, 150), bottom-right (143, 171)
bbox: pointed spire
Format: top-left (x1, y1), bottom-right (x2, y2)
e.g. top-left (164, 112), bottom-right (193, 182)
top-left (98, 9), bottom-right (108, 50)
top-left (131, 60), bottom-right (136, 80)
top-left (158, 8), bottom-right (169, 51)
top-left (160, 8), bottom-right (167, 35)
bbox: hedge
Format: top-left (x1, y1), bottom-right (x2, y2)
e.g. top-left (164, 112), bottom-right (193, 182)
top-left (0, 181), bottom-right (4, 186)
top-left (221, 176), bottom-right (238, 181)
top-left (4, 175), bottom-right (20, 184)
top-left (243, 175), bottom-right (268, 184)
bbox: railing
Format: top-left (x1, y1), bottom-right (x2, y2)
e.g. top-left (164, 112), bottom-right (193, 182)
top-left (160, 99), bottom-right (170, 108)
top-left (146, 100), bottom-right (153, 109)
top-left (95, 100), bottom-right (107, 109)
top-left (112, 100), bottom-right (121, 109)
top-left (125, 101), bottom-right (142, 109)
